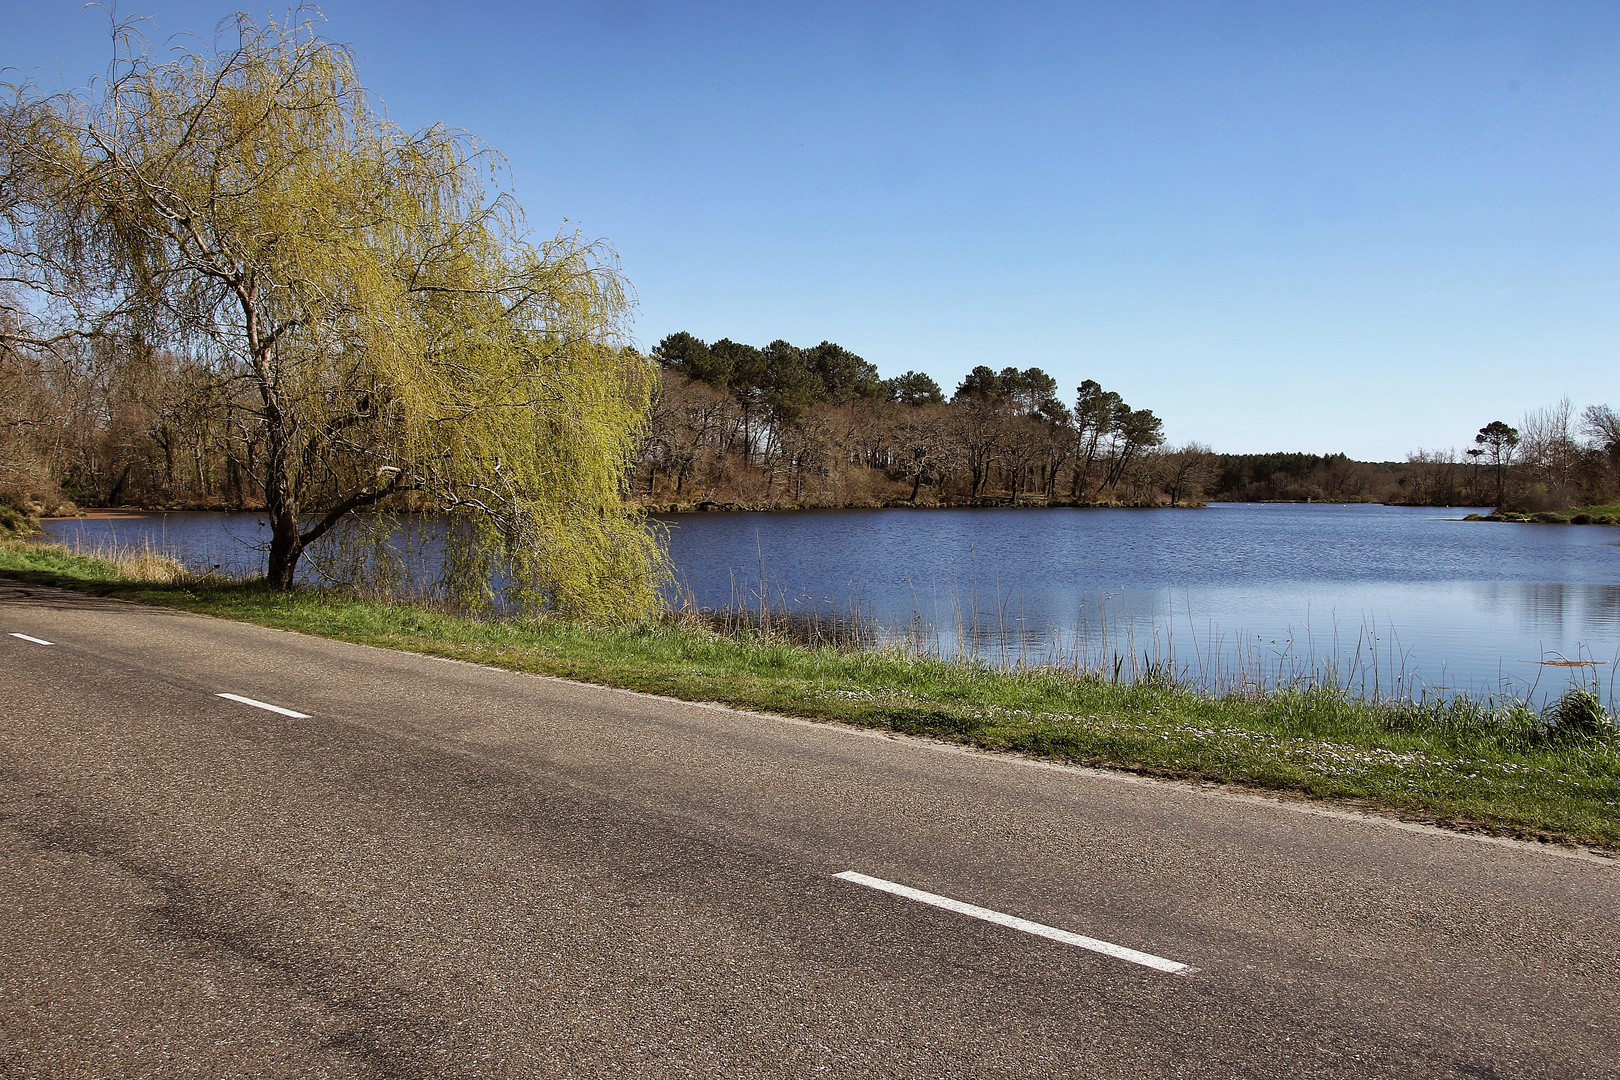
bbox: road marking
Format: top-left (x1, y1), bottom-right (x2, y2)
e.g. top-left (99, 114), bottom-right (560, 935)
top-left (9, 633), bottom-right (54, 646)
top-left (835, 870), bottom-right (1198, 976)
top-left (216, 693), bottom-right (310, 719)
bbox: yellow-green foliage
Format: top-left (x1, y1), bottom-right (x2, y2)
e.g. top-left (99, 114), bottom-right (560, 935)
top-left (3, 15), bottom-right (664, 618)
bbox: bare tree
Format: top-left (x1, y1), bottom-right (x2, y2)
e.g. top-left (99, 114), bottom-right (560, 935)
top-left (1580, 404), bottom-right (1620, 503)
top-left (892, 404), bottom-right (950, 502)
top-left (1519, 398), bottom-right (1578, 502)
top-left (1400, 448), bottom-right (1461, 506)
top-left (1159, 443), bottom-right (1216, 506)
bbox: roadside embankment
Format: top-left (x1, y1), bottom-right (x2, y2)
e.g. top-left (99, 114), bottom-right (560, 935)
top-left (2, 537), bottom-right (1617, 850)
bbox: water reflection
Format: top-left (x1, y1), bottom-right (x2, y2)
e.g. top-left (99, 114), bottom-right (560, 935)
top-left (1474, 581), bottom-right (1620, 638)
top-left (37, 505), bottom-right (1620, 704)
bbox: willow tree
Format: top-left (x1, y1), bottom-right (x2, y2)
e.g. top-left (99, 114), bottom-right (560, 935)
top-left (1, 16), bottom-right (664, 616)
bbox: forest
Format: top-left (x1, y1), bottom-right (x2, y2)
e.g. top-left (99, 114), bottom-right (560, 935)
top-left (8, 327), bottom-right (1615, 519)
top-left (638, 333), bottom-right (1619, 511)
top-left (639, 332), bottom-right (1171, 508)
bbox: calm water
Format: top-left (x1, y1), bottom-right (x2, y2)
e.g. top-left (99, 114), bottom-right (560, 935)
top-left (41, 504), bottom-right (1620, 703)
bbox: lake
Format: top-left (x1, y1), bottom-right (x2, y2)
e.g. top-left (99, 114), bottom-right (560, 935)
top-left (39, 504), bottom-right (1620, 704)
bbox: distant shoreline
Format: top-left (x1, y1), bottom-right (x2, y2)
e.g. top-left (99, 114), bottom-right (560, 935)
top-left (1467, 508), bottom-right (1620, 527)
top-left (40, 498), bottom-right (1503, 519)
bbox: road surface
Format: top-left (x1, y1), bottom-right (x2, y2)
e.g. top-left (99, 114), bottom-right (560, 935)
top-left (1, 578), bottom-right (1616, 1078)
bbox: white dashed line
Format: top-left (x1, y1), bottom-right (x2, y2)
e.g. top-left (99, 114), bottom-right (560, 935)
top-left (9, 633), bottom-right (54, 646)
top-left (835, 870), bottom-right (1198, 976)
top-left (216, 693), bottom-right (310, 719)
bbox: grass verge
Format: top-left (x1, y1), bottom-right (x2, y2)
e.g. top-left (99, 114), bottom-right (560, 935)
top-left (3, 538), bottom-right (1618, 850)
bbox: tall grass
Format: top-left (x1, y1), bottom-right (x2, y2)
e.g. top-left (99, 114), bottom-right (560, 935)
top-left (684, 569), bottom-right (1617, 719)
top-left (6, 536), bottom-right (196, 584)
top-left (81, 537), bottom-right (192, 583)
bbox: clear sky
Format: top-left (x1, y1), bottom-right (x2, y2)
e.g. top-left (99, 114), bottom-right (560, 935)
top-left (5, 1), bottom-right (1616, 458)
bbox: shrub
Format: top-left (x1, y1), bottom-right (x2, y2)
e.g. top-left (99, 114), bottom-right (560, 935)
top-left (1381, 696), bottom-right (1545, 753)
top-left (1542, 686), bottom-right (1615, 747)
top-left (0, 500), bottom-right (39, 538)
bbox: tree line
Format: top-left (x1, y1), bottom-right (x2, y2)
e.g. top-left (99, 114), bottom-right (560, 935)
top-left (9, 317), bottom-right (1615, 521)
top-left (1399, 403), bottom-right (1620, 511)
top-left (641, 337), bottom-right (1620, 512)
top-left (641, 331), bottom-right (1190, 507)
top-left (2, 326), bottom-right (1187, 513)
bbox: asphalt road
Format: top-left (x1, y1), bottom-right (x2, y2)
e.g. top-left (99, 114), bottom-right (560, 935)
top-left (1, 578), bottom-right (1617, 1079)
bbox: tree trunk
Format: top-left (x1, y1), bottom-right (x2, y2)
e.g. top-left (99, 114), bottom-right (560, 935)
top-left (106, 462), bottom-right (133, 506)
top-left (160, 430), bottom-right (176, 499)
top-left (260, 408), bottom-right (302, 589)
top-left (266, 513), bottom-right (302, 588)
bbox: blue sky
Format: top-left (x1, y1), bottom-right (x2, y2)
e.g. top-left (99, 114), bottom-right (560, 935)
top-left (6, 1), bottom-right (1616, 458)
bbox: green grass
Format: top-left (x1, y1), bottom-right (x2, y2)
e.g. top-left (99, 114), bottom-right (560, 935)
top-left (4, 538), bottom-right (1619, 849)
top-left (1477, 504), bottom-right (1620, 525)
